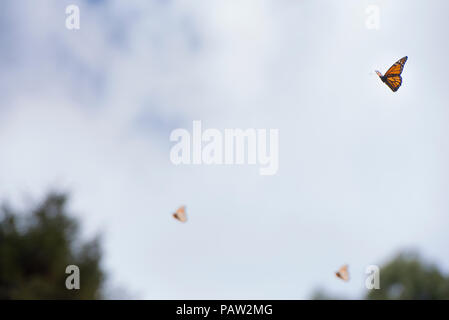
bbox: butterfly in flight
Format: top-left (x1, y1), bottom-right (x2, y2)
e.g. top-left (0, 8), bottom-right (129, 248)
top-left (173, 206), bottom-right (187, 223)
top-left (335, 264), bottom-right (350, 282)
top-left (375, 56), bottom-right (408, 92)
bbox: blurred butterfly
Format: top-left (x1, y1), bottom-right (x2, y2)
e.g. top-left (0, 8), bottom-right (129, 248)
top-left (375, 56), bottom-right (408, 92)
top-left (335, 264), bottom-right (349, 281)
top-left (173, 206), bottom-right (187, 222)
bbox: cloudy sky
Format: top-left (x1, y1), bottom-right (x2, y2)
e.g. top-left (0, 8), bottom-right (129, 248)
top-left (1, 0), bottom-right (448, 299)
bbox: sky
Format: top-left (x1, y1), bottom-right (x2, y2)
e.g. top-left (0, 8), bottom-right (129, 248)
top-left (0, 0), bottom-right (449, 299)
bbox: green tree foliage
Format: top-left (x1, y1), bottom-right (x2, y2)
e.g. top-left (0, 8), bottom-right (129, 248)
top-left (366, 251), bottom-right (449, 300)
top-left (0, 193), bottom-right (104, 299)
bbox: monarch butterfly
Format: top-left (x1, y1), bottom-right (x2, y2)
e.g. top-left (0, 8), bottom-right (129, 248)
top-left (173, 206), bottom-right (187, 222)
top-left (375, 56), bottom-right (408, 92)
top-left (335, 264), bottom-right (349, 281)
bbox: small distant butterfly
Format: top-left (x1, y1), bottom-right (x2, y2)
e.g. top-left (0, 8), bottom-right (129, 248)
top-left (375, 56), bottom-right (408, 92)
top-left (173, 206), bottom-right (187, 222)
top-left (335, 264), bottom-right (350, 281)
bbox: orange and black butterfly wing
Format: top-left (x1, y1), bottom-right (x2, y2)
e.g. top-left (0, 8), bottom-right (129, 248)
top-left (173, 206), bottom-right (187, 222)
top-left (382, 56), bottom-right (407, 92)
top-left (335, 265), bottom-right (349, 281)
top-left (384, 75), bottom-right (402, 92)
top-left (384, 56), bottom-right (407, 77)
